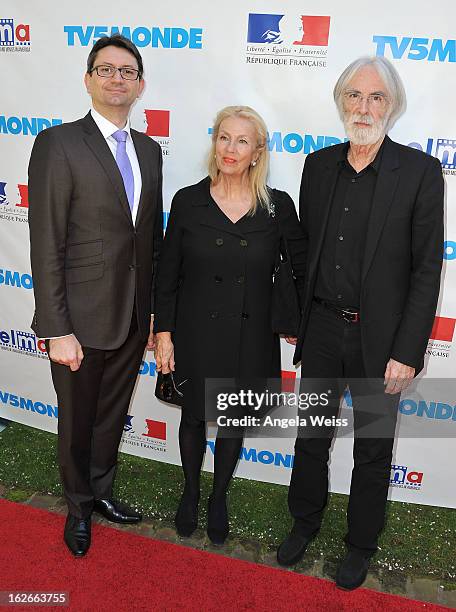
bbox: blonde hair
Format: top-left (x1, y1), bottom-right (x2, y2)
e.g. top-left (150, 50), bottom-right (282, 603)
top-left (207, 105), bottom-right (270, 214)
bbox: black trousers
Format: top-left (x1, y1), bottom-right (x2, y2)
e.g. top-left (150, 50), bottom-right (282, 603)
top-left (49, 312), bottom-right (146, 519)
top-left (288, 301), bottom-right (400, 554)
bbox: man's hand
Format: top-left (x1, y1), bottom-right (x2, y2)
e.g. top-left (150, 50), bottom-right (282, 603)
top-left (154, 331), bottom-right (175, 374)
top-left (49, 334), bottom-right (84, 372)
top-left (285, 336), bottom-right (298, 345)
top-left (147, 315), bottom-right (155, 350)
top-left (384, 358), bottom-right (415, 394)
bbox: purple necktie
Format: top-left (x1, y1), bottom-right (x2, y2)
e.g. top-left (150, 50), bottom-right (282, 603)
top-left (112, 130), bottom-right (134, 212)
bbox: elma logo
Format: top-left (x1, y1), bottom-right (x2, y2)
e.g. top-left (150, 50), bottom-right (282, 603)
top-left (0, 328), bottom-right (47, 359)
top-left (248, 14), bottom-right (330, 46)
top-left (0, 389), bottom-right (58, 419)
top-left (64, 25), bottom-right (203, 49)
top-left (390, 465), bottom-right (423, 489)
top-left (0, 116), bottom-right (62, 136)
top-left (0, 268), bottom-right (33, 289)
top-left (444, 241), bottom-right (456, 261)
top-left (408, 138), bottom-right (456, 176)
top-left (0, 18), bottom-right (30, 51)
top-left (373, 35), bottom-right (455, 63)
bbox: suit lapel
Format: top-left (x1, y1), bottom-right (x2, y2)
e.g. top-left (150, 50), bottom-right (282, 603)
top-left (131, 129), bottom-right (149, 227)
top-left (308, 161), bottom-right (340, 283)
top-left (81, 113), bottom-right (133, 224)
top-left (361, 136), bottom-right (400, 283)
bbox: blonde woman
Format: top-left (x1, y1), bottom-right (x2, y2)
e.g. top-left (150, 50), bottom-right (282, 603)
top-left (154, 106), bottom-right (306, 544)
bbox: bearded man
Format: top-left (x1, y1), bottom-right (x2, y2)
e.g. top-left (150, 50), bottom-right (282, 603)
top-left (277, 56), bottom-right (444, 590)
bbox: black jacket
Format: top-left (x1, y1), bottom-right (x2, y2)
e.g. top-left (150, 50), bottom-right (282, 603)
top-left (293, 136), bottom-right (444, 375)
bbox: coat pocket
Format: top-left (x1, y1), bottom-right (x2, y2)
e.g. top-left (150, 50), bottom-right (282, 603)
top-left (65, 262), bottom-right (104, 284)
top-left (67, 239), bottom-right (103, 260)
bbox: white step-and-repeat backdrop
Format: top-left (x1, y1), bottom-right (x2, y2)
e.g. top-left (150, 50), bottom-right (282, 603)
top-left (1, 1), bottom-right (455, 508)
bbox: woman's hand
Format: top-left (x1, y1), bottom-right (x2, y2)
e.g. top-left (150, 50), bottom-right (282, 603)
top-left (154, 332), bottom-right (175, 374)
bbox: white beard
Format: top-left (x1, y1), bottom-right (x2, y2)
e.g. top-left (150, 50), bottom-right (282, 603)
top-left (343, 112), bottom-right (388, 145)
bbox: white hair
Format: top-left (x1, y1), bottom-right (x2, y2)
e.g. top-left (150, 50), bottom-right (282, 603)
top-left (333, 56), bottom-right (407, 132)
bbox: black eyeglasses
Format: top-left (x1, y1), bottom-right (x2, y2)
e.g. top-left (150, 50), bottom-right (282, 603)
top-left (90, 64), bottom-right (141, 81)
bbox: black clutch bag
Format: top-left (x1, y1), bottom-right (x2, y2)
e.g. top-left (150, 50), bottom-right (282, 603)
top-left (271, 235), bottom-right (301, 336)
top-left (155, 371), bottom-right (186, 406)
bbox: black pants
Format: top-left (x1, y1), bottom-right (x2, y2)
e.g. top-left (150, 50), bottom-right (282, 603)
top-left (288, 301), bottom-right (400, 554)
top-left (49, 312), bottom-right (146, 519)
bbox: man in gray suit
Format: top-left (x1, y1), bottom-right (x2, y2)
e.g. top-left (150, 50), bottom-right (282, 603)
top-left (28, 34), bottom-right (163, 556)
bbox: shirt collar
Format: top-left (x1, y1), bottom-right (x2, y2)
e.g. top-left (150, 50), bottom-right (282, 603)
top-left (90, 107), bottom-right (131, 141)
top-left (338, 137), bottom-right (386, 174)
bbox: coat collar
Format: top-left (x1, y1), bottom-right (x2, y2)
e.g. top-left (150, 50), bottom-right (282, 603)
top-left (192, 176), bottom-right (273, 237)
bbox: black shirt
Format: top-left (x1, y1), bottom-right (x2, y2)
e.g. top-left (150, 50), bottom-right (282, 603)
top-left (314, 140), bottom-right (384, 309)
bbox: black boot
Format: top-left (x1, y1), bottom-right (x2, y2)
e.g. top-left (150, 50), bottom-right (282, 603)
top-left (175, 487), bottom-right (200, 537)
top-left (207, 494), bottom-right (229, 545)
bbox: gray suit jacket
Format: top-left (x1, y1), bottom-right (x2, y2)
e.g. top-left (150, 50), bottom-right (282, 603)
top-left (28, 112), bottom-right (163, 349)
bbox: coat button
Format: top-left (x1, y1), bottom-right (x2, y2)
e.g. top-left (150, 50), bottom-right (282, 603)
top-left (214, 275), bottom-right (223, 283)
top-left (236, 276), bottom-right (245, 284)
top-left (241, 312), bottom-right (249, 319)
top-left (240, 239), bottom-right (248, 247)
top-left (210, 311), bottom-right (219, 319)
top-left (129, 264), bottom-right (135, 271)
top-left (216, 238), bottom-right (224, 246)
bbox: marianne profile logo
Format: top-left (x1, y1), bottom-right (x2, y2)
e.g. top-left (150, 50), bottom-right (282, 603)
top-left (0, 18), bottom-right (30, 53)
top-left (143, 109), bottom-right (171, 156)
top-left (0, 181), bottom-right (29, 224)
top-left (246, 14), bottom-right (330, 68)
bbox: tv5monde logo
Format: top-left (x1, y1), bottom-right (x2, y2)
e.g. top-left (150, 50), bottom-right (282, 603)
top-left (373, 35), bottom-right (455, 63)
top-left (246, 14), bottom-right (330, 69)
top-left (0, 18), bottom-right (30, 53)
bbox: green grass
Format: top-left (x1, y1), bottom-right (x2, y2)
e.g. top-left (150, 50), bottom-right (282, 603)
top-left (0, 421), bottom-right (454, 583)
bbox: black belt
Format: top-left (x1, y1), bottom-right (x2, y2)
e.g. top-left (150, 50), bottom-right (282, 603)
top-left (313, 297), bottom-right (360, 323)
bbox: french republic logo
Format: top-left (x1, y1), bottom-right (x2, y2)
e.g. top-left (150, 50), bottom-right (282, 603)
top-left (0, 18), bottom-right (31, 52)
top-left (390, 465), bottom-right (423, 490)
top-left (427, 316), bottom-right (456, 359)
top-left (121, 416), bottom-right (167, 453)
top-left (0, 181), bottom-right (29, 224)
top-left (281, 370), bottom-right (296, 393)
top-left (144, 109), bottom-right (170, 156)
top-left (246, 14), bottom-right (330, 69)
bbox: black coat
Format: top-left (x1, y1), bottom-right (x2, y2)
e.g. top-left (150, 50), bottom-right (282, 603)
top-left (292, 136), bottom-right (444, 375)
top-left (154, 177), bottom-right (306, 417)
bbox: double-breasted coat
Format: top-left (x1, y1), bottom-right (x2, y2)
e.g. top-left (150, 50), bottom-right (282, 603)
top-left (154, 177), bottom-right (306, 418)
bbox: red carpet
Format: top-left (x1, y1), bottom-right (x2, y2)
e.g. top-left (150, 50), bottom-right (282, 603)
top-left (0, 499), bottom-right (449, 611)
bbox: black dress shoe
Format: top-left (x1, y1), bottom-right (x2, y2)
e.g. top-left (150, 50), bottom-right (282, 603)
top-left (64, 514), bottom-right (91, 557)
top-left (277, 525), bottom-right (314, 566)
top-left (336, 550), bottom-right (372, 590)
top-left (175, 488), bottom-right (199, 537)
top-left (93, 499), bottom-right (142, 524)
top-left (207, 494), bottom-right (229, 545)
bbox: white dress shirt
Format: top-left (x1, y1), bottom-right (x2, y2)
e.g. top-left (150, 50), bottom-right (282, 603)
top-left (90, 107), bottom-right (142, 225)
